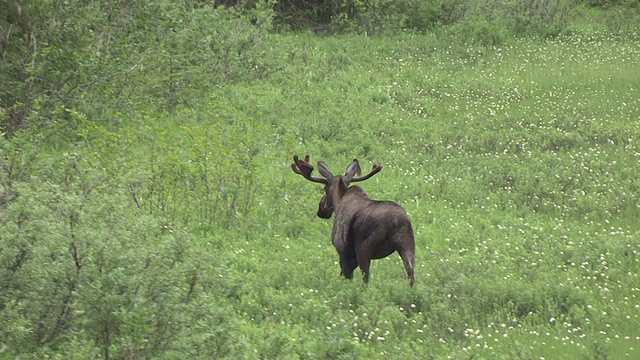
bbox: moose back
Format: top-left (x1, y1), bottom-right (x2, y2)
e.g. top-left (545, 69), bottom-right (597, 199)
top-left (291, 155), bottom-right (416, 287)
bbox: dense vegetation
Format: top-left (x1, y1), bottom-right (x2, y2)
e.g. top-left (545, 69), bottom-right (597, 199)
top-left (1, 0), bottom-right (639, 358)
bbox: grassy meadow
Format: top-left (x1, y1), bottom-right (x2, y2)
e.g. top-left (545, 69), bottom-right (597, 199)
top-left (1, 5), bottom-right (640, 359)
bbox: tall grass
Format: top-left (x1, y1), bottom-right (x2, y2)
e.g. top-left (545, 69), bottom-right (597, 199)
top-left (2, 24), bottom-right (640, 360)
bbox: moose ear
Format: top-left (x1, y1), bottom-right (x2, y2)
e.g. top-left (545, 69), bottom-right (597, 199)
top-left (345, 158), bottom-right (362, 179)
top-left (317, 161), bottom-right (333, 179)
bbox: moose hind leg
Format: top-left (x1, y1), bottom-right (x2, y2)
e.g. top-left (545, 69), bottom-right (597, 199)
top-left (340, 255), bottom-right (358, 280)
top-left (399, 250), bottom-right (416, 287)
top-left (357, 255), bottom-right (372, 285)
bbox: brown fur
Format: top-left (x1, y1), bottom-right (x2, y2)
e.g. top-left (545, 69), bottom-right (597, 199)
top-left (292, 155), bottom-right (416, 287)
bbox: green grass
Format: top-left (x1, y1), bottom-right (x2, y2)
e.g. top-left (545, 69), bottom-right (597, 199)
top-left (2, 28), bottom-right (640, 358)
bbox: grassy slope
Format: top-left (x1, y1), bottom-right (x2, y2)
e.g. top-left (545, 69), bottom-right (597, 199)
top-left (165, 31), bottom-right (640, 358)
top-left (3, 28), bottom-right (640, 358)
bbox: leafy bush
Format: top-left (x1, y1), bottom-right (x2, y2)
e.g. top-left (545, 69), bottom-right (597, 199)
top-left (0, 174), bottom-right (204, 357)
top-left (444, 16), bottom-right (513, 46)
top-left (346, 0), bottom-right (445, 36)
top-left (1, 0), bottom-right (274, 133)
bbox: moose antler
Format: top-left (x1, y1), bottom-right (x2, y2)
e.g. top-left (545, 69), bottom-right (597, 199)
top-left (351, 163), bottom-right (382, 182)
top-left (291, 154), bottom-right (310, 175)
top-left (292, 154), bottom-right (328, 184)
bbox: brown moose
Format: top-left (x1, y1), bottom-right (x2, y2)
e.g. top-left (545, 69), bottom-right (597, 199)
top-left (291, 155), bottom-right (416, 287)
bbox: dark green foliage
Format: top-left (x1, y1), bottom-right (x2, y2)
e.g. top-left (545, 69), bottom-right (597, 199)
top-left (0, 168), bottom-right (198, 357)
top-left (0, 0), bottom-right (273, 134)
top-left (583, 0), bottom-right (636, 8)
top-left (1, 1), bottom-right (640, 359)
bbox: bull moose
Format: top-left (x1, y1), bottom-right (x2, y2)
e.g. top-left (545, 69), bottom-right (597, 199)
top-left (291, 155), bottom-right (416, 287)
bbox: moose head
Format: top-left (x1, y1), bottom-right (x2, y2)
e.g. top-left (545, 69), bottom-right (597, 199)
top-left (292, 155), bottom-right (416, 287)
top-left (291, 154), bottom-right (382, 219)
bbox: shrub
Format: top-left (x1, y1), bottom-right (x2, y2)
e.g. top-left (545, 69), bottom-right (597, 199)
top-left (0, 154), bottom-right (219, 358)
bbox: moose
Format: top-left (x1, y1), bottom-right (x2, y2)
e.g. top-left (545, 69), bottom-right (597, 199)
top-left (291, 155), bottom-right (416, 287)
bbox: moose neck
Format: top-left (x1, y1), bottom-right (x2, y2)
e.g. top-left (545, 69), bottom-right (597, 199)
top-left (328, 178), bottom-right (347, 202)
top-left (332, 184), bottom-right (369, 213)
